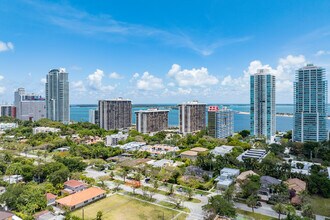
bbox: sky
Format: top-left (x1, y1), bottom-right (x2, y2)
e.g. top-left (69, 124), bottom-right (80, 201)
top-left (0, 0), bottom-right (330, 104)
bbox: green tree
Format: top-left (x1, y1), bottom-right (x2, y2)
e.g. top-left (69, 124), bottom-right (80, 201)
top-left (246, 195), bottom-right (258, 213)
top-left (203, 195), bottom-right (236, 219)
top-left (223, 185), bottom-right (235, 202)
top-left (96, 211), bottom-right (103, 220)
top-left (272, 203), bottom-right (287, 220)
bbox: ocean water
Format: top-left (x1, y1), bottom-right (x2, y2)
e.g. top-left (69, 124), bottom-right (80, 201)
top-left (70, 104), bottom-right (330, 132)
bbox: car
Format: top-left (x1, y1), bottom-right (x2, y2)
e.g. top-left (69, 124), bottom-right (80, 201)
top-left (145, 178), bottom-right (150, 183)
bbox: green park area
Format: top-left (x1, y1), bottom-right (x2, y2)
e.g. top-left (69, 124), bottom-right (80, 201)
top-left (72, 194), bottom-right (188, 220)
top-left (310, 196), bottom-right (330, 217)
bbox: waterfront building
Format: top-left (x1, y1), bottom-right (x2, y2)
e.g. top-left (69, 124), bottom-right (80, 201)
top-left (0, 105), bottom-right (16, 118)
top-left (135, 108), bottom-right (169, 133)
top-left (293, 64), bottom-right (328, 142)
top-left (250, 69), bottom-right (276, 141)
top-left (208, 106), bottom-right (234, 138)
top-left (45, 69), bottom-right (70, 124)
top-left (88, 109), bottom-right (99, 124)
top-left (14, 88), bottom-right (46, 121)
top-left (178, 101), bottom-right (206, 135)
top-left (98, 98), bottom-right (131, 130)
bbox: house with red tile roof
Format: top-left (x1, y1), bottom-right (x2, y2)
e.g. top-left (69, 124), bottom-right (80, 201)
top-left (285, 178), bottom-right (306, 205)
top-left (46, 193), bottom-right (57, 205)
top-left (56, 187), bottom-right (106, 210)
top-left (62, 180), bottom-right (87, 194)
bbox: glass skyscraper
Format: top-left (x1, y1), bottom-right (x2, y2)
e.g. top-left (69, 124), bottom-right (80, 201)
top-left (208, 106), bottom-right (234, 138)
top-left (45, 69), bottom-right (70, 124)
top-left (293, 64), bottom-right (328, 142)
top-left (250, 69), bottom-right (276, 141)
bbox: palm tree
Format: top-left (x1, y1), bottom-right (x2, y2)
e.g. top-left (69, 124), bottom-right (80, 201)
top-left (223, 185), bottom-right (235, 202)
top-left (272, 203), bottom-right (287, 219)
top-left (246, 195), bottom-right (258, 213)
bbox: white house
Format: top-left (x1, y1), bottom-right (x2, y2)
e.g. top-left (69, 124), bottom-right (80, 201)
top-left (215, 168), bottom-right (240, 189)
top-left (211, 145), bottom-right (234, 157)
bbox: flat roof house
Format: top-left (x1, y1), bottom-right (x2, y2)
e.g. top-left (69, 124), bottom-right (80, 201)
top-left (56, 187), bottom-right (106, 211)
top-left (211, 145), bottom-right (234, 157)
top-left (215, 168), bottom-right (240, 189)
top-left (237, 149), bottom-right (267, 162)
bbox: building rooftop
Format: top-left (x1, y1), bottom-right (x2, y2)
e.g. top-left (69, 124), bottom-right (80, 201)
top-left (236, 170), bottom-right (258, 182)
top-left (211, 145), bottom-right (234, 156)
top-left (56, 187), bottom-right (106, 207)
top-left (180, 150), bottom-right (198, 156)
top-left (64, 180), bottom-right (86, 188)
top-left (135, 108), bottom-right (169, 113)
top-left (0, 211), bottom-right (14, 219)
top-left (190, 147), bottom-right (208, 152)
top-left (285, 178), bottom-right (306, 193)
top-left (179, 101), bottom-right (206, 105)
top-left (46, 193), bottom-right (57, 200)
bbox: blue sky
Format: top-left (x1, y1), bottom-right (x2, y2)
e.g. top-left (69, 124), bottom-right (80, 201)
top-left (0, 0), bottom-right (330, 104)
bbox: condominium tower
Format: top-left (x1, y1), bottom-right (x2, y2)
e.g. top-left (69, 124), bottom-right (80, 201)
top-left (293, 64), bottom-right (328, 142)
top-left (179, 101), bottom-right (206, 135)
top-left (135, 109), bottom-right (169, 134)
top-left (0, 105), bottom-right (16, 118)
top-left (98, 98), bottom-right (131, 130)
top-left (89, 109), bottom-right (99, 125)
top-left (14, 88), bottom-right (46, 121)
top-left (208, 106), bottom-right (234, 138)
top-left (250, 69), bottom-right (276, 141)
top-left (45, 69), bottom-right (70, 124)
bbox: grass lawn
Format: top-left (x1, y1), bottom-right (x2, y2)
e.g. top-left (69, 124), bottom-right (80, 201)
top-left (72, 194), bottom-right (187, 220)
top-left (310, 195), bottom-right (330, 217)
top-left (236, 209), bottom-right (276, 220)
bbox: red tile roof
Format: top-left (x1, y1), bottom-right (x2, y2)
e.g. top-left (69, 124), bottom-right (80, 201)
top-left (46, 193), bottom-right (57, 200)
top-left (64, 179), bottom-right (85, 188)
top-left (56, 187), bottom-right (106, 207)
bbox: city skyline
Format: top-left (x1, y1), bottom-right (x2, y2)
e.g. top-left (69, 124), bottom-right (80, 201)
top-left (1, 0), bottom-right (330, 104)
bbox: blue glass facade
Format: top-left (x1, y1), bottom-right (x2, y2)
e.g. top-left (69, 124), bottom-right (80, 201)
top-left (293, 64), bottom-right (328, 142)
top-left (250, 69), bottom-right (276, 141)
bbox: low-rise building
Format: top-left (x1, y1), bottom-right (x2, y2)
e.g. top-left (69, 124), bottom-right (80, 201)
top-left (0, 123), bottom-right (18, 131)
top-left (46, 193), bottom-right (57, 206)
top-left (237, 149), bottom-right (267, 162)
top-left (258, 176), bottom-right (281, 201)
top-left (147, 159), bottom-right (175, 168)
top-left (0, 211), bottom-right (22, 220)
top-left (140, 144), bottom-right (179, 156)
top-left (3, 175), bottom-right (23, 184)
top-left (290, 160), bottom-right (321, 175)
top-left (106, 132), bottom-right (128, 146)
top-left (33, 210), bottom-right (64, 220)
top-left (119, 142), bottom-right (146, 151)
top-left (215, 168), bottom-right (240, 189)
top-left (62, 180), bottom-right (87, 194)
top-left (33, 127), bottom-right (60, 135)
top-left (180, 147), bottom-right (208, 161)
top-left (236, 170), bottom-right (258, 183)
top-left (211, 145), bottom-right (234, 157)
top-left (285, 178), bottom-right (306, 205)
top-left (56, 187), bottom-right (106, 211)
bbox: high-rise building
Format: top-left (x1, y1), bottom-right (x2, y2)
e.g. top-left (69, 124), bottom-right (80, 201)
top-left (135, 109), bottom-right (169, 134)
top-left (98, 98), bottom-right (131, 130)
top-left (45, 69), bottom-right (70, 124)
top-left (293, 64), bottom-right (328, 142)
top-left (14, 88), bottom-right (46, 121)
top-left (179, 101), bottom-right (206, 135)
top-left (208, 106), bottom-right (234, 138)
top-left (0, 105), bottom-right (16, 118)
top-left (89, 109), bottom-right (99, 125)
top-left (250, 69), bottom-right (276, 141)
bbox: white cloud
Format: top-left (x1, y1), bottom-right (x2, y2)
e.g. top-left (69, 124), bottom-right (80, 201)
top-left (136, 72), bottom-right (164, 91)
top-left (177, 88), bottom-right (191, 95)
top-left (168, 64), bottom-right (218, 87)
top-left (71, 80), bottom-right (86, 92)
top-left (133, 73), bottom-right (139, 78)
top-left (109, 72), bottom-right (122, 79)
top-left (88, 69), bottom-right (104, 89)
top-left (315, 50), bottom-right (330, 56)
top-left (0, 41), bottom-right (14, 52)
top-left (40, 78), bottom-right (47, 84)
top-left (0, 75), bottom-right (4, 81)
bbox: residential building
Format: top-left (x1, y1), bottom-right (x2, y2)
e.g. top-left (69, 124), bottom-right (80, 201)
top-left (237, 149), bottom-right (267, 162)
top-left (0, 211), bottom-right (22, 220)
top-left (140, 144), bottom-right (179, 156)
top-left (250, 69), bottom-right (276, 141)
top-left (135, 109), bottom-right (169, 133)
top-left (63, 180), bottom-right (87, 194)
top-left (0, 105), bottom-right (16, 118)
top-left (0, 123), bottom-right (18, 131)
top-left (215, 168), bottom-right (240, 189)
top-left (14, 88), bottom-right (46, 121)
top-left (147, 159), bottom-right (175, 168)
top-left (3, 175), bottom-right (23, 184)
top-left (211, 145), bottom-right (234, 157)
top-left (180, 147), bottom-right (208, 161)
top-left (236, 170), bottom-right (258, 183)
top-left (88, 109), bottom-right (99, 124)
top-left (34, 210), bottom-right (64, 220)
top-left (32, 127), bottom-right (60, 135)
top-left (290, 160), bottom-right (321, 175)
top-left (46, 193), bottom-right (57, 206)
top-left (285, 178), bottom-right (306, 205)
top-left (45, 69), bottom-right (70, 124)
top-left (293, 64), bottom-right (328, 142)
top-left (178, 101), bottom-right (206, 135)
top-left (119, 142), bottom-right (146, 151)
top-left (258, 176), bottom-right (281, 201)
top-left (106, 132), bottom-right (128, 146)
top-left (56, 187), bottom-right (106, 210)
top-left (98, 98), bottom-right (131, 130)
top-left (208, 106), bottom-right (234, 138)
